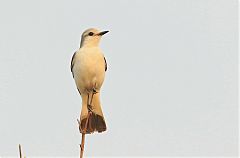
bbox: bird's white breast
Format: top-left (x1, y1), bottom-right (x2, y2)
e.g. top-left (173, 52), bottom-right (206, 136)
top-left (73, 47), bottom-right (105, 92)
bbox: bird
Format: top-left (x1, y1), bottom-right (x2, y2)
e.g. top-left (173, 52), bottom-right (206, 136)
top-left (71, 28), bottom-right (108, 134)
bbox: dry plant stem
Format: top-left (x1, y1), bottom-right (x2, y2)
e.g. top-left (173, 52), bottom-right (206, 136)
top-left (80, 112), bottom-right (91, 158)
top-left (80, 133), bottom-right (85, 158)
top-left (19, 144), bottom-right (22, 158)
top-left (79, 92), bottom-right (94, 158)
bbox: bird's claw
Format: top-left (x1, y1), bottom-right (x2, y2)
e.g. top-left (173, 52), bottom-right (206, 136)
top-left (87, 104), bottom-right (93, 112)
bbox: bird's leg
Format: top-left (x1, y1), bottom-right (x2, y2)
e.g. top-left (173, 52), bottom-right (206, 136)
top-left (87, 92), bottom-right (93, 113)
top-left (88, 87), bottom-right (99, 109)
top-left (80, 88), bottom-right (98, 132)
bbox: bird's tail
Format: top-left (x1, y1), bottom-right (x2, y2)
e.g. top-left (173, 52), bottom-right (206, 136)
top-left (80, 92), bottom-right (107, 134)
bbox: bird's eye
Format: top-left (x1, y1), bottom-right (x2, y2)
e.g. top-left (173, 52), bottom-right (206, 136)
top-left (88, 32), bottom-right (94, 36)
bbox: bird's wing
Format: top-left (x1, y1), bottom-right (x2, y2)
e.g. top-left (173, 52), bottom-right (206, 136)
top-left (104, 56), bottom-right (107, 71)
top-left (71, 51), bottom-right (77, 78)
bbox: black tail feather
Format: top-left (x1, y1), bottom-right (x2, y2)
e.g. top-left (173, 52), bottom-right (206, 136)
top-left (80, 113), bottom-right (106, 134)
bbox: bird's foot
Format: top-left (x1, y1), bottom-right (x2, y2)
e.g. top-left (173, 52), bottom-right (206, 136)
top-left (87, 104), bottom-right (93, 113)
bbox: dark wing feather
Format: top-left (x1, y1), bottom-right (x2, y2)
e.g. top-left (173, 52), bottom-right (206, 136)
top-left (104, 56), bottom-right (107, 71)
top-left (71, 52), bottom-right (76, 78)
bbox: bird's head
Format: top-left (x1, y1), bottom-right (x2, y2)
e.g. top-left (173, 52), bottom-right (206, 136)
top-left (80, 28), bottom-right (109, 48)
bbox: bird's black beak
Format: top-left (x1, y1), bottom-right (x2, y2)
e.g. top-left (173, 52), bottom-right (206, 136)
top-left (97, 31), bottom-right (109, 36)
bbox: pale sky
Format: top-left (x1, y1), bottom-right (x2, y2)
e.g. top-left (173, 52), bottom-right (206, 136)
top-left (0, 0), bottom-right (238, 157)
